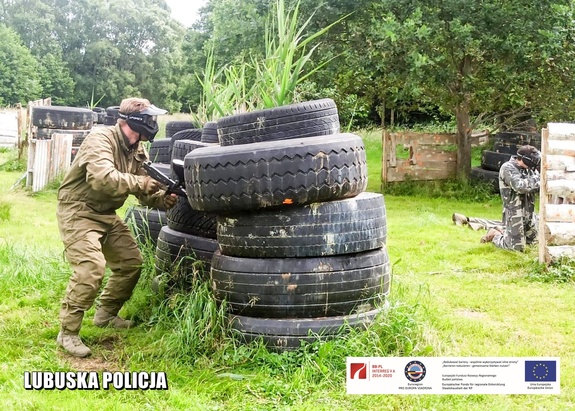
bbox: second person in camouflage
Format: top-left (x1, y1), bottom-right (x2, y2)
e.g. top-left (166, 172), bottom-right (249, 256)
top-left (489, 145), bottom-right (541, 251)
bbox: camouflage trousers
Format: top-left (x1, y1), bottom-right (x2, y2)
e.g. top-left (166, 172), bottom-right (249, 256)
top-left (56, 201), bottom-right (143, 334)
top-left (491, 209), bottom-right (538, 252)
top-left (466, 217), bottom-right (504, 231)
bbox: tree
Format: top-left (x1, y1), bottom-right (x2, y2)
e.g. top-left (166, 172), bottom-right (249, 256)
top-left (0, 25), bottom-right (42, 105)
top-left (345, 0), bottom-right (575, 180)
top-left (1, 0), bottom-right (185, 110)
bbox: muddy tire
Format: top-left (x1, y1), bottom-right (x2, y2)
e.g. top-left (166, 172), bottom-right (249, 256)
top-left (167, 139), bottom-right (218, 237)
top-left (470, 167), bottom-right (499, 193)
top-left (230, 306), bottom-right (386, 351)
top-left (124, 206), bottom-right (166, 246)
top-left (217, 192), bottom-right (386, 258)
top-left (34, 128), bottom-right (91, 146)
top-left (155, 226), bottom-right (218, 280)
top-left (201, 121), bottom-right (219, 144)
top-left (493, 131), bottom-right (541, 149)
top-left (165, 121), bottom-right (197, 139)
top-left (493, 141), bottom-right (519, 155)
top-left (166, 196), bottom-right (217, 238)
top-left (184, 133), bottom-right (368, 212)
top-left (32, 106), bottom-right (94, 130)
top-left (481, 150), bottom-right (511, 171)
top-left (103, 106), bottom-right (121, 125)
top-left (211, 247), bottom-right (391, 318)
top-left (216, 99), bottom-right (340, 146)
top-left (148, 139), bottom-right (171, 164)
top-left (171, 139), bottom-right (213, 163)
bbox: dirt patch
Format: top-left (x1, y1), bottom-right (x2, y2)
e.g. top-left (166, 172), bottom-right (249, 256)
top-left (58, 335), bottom-right (123, 372)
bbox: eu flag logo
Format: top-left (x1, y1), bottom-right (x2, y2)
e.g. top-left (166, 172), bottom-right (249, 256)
top-left (525, 361), bottom-right (557, 382)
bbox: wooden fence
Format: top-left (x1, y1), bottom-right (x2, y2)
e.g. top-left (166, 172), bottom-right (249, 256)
top-left (538, 123), bottom-right (575, 263)
top-left (23, 98), bottom-right (75, 192)
top-left (381, 130), bottom-right (489, 184)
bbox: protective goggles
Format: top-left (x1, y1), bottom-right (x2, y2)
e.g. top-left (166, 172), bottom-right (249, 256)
top-left (118, 105), bottom-right (167, 141)
top-left (517, 151), bottom-right (541, 170)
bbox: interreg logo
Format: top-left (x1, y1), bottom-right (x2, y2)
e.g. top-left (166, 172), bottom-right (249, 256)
top-left (404, 361), bottom-right (426, 382)
top-left (349, 363), bottom-right (367, 380)
top-left (525, 361), bottom-right (557, 382)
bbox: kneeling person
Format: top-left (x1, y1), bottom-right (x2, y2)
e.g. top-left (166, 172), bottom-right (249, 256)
top-left (56, 97), bottom-right (177, 357)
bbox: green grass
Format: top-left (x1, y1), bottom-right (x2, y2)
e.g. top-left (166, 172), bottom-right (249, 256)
top-left (0, 130), bottom-right (571, 410)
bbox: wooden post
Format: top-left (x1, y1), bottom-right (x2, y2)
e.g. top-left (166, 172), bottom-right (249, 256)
top-left (381, 101), bottom-right (385, 191)
top-left (16, 103), bottom-right (24, 159)
top-left (539, 127), bottom-right (549, 264)
top-left (540, 123), bottom-right (575, 263)
top-left (27, 139), bottom-right (52, 192)
top-left (50, 133), bottom-right (73, 181)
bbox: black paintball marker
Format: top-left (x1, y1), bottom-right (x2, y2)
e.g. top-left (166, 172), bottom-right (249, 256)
top-left (142, 160), bottom-right (187, 197)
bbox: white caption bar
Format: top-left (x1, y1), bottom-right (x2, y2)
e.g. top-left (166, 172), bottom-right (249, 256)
top-left (347, 357), bottom-right (560, 394)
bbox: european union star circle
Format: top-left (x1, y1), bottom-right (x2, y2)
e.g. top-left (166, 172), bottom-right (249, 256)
top-left (525, 361), bottom-right (557, 382)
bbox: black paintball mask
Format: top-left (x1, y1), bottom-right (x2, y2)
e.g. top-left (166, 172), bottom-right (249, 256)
top-left (517, 148), bottom-right (541, 171)
top-left (118, 104), bottom-right (167, 142)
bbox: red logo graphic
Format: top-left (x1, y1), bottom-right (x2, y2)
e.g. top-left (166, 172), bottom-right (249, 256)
top-left (350, 363), bottom-right (367, 379)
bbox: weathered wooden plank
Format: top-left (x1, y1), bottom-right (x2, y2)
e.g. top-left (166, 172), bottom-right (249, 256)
top-left (412, 147), bottom-right (457, 164)
top-left (547, 123), bottom-right (575, 141)
top-left (388, 132), bottom-right (456, 146)
top-left (539, 127), bottom-right (549, 263)
top-left (30, 139), bottom-right (52, 192)
top-left (545, 222), bottom-right (575, 246)
top-left (50, 133), bottom-right (73, 181)
top-left (547, 170), bottom-right (575, 181)
top-left (546, 154), bottom-right (575, 171)
top-left (548, 139), bottom-right (575, 156)
top-left (545, 204), bottom-right (575, 222)
top-left (387, 132), bottom-right (396, 167)
top-left (385, 160), bottom-right (456, 181)
top-left (546, 245), bottom-right (575, 263)
top-left (546, 180), bottom-right (575, 198)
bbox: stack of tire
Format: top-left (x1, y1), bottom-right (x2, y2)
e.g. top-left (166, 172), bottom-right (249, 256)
top-left (103, 106), bottom-right (121, 126)
top-left (31, 106), bottom-right (95, 164)
top-left (91, 107), bottom-right (106, 125)
top-left (126, 120), bottom-right (197, 247)
top-left (183, 99), bottom-right (391, 351)
top-left (470, 130), bottom-right (542, 192)
top-left (147, 120), bottom-right (196, 164)
top-left (153, 125), bottom-right (221, 292)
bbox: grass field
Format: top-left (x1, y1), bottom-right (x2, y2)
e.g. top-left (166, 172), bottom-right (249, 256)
top-left (0, 128), bottom-right (571, 410)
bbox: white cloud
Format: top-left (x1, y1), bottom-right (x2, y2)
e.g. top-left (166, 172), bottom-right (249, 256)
top-left (164, 0), bottom-right (207, 27)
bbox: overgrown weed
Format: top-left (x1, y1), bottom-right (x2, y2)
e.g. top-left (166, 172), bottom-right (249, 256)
top-left (0, 149), bottom-right (26, 172)
top-left (526, 258), bottom-right (575, 283)
top-left (0, 201), bottom-right (10, 221)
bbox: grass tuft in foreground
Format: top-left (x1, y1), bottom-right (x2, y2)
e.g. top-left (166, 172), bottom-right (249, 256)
top-left (526, 258), bottom-right (575, 283)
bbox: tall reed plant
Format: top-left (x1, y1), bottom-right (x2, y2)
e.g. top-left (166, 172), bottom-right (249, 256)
top-left (252, 0), bottom-right (347, 108)
top-left (194, 0), bottom-right (347, 121)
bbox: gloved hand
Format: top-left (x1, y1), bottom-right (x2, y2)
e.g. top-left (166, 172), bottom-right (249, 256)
top-left (164, 193), bottom-right (178, 209)
top-left (142, 176), bottom-right (162, 195)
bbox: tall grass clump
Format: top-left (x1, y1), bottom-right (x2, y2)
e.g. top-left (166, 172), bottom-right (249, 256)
top-left (124, 218), bottom-right (229, 363)
top-left (194, 0), bottom-right (346, 122)
top-left (526, 258), bottom-right (575, 283)
top-left (251, 0), bottom-right (346, 108)
top-left (0, 149), bottom-right (26, 172)
top-left (0, 244), bottom-right (69, 300)
top-left (0, 201), bottom-right (10, 221)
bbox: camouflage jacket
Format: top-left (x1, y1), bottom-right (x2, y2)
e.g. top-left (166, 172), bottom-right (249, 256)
top-left (58, 124), bottom-right (165, 213)
top-left (498, 156), bottom-right (540, 215)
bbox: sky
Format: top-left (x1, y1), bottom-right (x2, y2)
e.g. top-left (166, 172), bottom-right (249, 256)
top-left (164, 0), bottom-right (208, 27)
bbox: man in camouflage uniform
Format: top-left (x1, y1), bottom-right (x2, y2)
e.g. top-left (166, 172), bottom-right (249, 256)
top-left (56, 97), bottom-right (177, 357)
top-left (452, 145), bottom-right (541, 252)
